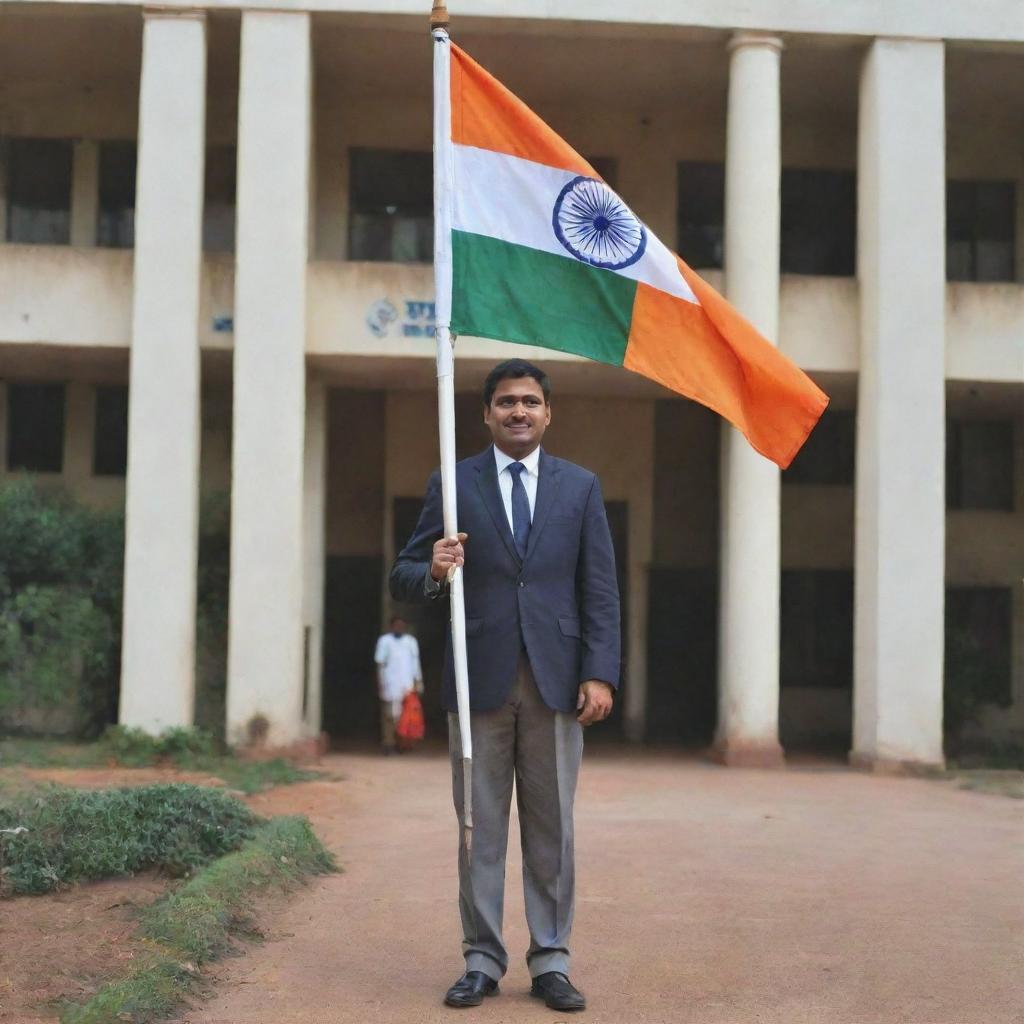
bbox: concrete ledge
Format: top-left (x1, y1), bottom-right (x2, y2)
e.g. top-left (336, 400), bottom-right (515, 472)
top-left (849, 751), bottom-right (946, 776)
top-left (713, 737), bottom-right (786, 769)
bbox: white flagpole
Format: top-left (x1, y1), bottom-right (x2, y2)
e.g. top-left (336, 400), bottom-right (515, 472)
top-left (432, 0), bottom-right (473, 856)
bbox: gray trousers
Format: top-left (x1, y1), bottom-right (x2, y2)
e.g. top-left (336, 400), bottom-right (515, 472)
top-left (448, 657), bottom-right (584, 982)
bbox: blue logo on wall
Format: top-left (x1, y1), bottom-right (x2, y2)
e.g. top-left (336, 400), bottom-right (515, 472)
top-left (552, 176), bottom-right (646, 270)
top-left (366, 299), bottom-right (398, 338)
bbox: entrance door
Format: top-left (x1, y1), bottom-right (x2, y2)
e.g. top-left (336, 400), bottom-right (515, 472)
top-left (646, 567), bottom-right (718, 745)
top-left (322, 555), bottom-right (384, 742)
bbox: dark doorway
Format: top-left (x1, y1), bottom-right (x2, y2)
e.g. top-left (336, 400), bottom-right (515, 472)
top-left (646, 567), bottom-right (718, 745)
top-left (322, 555), bottom-right (384, 742)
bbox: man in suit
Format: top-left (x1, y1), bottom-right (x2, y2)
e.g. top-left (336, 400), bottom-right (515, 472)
top-left (390, 358), bottom-right (620, 1012)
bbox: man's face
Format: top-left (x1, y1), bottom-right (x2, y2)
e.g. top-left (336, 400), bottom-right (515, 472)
top-left (484, 376), bottom-right (551, 458)
top-left (391, 619), bottom-right (406, 637)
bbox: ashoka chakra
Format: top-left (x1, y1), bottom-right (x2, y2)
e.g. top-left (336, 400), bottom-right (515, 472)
top-left (552, 176), bottom-right (647, 270)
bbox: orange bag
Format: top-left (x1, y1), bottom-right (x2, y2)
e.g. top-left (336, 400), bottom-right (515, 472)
top-left (396, 691), bottom-right (425, 748)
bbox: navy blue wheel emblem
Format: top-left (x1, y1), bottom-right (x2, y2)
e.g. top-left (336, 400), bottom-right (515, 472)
top-left (552, 176), bottom-right (647, 270)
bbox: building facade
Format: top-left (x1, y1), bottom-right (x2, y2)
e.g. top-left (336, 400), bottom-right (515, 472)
top-left (0, 0), bottom-right (1022, 767)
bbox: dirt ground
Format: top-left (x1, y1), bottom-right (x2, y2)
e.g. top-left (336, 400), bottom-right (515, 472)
top-left (1, 752), bottom-right (1021, 1024)
top-left (172, 748), bottom-right (1022, 1024)
top-left (0, 764), bottom-right (229, 1023)
top-left (0, 869), bottom-right (171, 1022)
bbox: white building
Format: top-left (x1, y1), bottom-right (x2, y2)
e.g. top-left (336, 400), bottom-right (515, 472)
top-left (0, 0), bottom-right (1021, 769)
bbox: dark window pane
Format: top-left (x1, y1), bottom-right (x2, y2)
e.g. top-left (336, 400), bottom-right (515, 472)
top-left (93, 385), bottom-right (129, 476)
top-left (783, 408), bottom-right (855, 486)
top-left (945, 587), bottom-right (1013, 709)
top-left (780, 169), bottom-right (856, 276)
top-left (946, 419), bottom-right (1014, 511)
top-left (945, 181), bottom-right (975, 242)
top-left (349, 149), bottom-right (433, 263)
top-left (204, 144), bottom-right (236, 253)
top-left (677, 161), bottom-right (724, 270)
top-left (6, 382), bottom-right (65, 472)
top-left (781, 570), bottom-right (853, 688)
top-left (4, 138), bottom-right (72, 244)
top-left (945, 180), bottom-right (1015, 282)
top-left (975, 181), bottom-right (1014, 241)
top-left (97, 141), bottom-right (136, 249)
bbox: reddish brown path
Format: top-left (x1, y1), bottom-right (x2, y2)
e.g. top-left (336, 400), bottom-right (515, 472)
top-left (181, 748), bottom-right (1023, 1024)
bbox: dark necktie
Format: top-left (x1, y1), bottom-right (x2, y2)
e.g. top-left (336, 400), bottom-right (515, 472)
top-left (508, 462), bottom-right (531, 559)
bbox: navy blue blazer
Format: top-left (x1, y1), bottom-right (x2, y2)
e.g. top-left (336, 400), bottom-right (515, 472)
top-left (389, 447), bottom-right (621, 714)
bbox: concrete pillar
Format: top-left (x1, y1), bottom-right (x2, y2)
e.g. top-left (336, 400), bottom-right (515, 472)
top-left (70, 139), bottom-right (99, 248)
top-left (119, 11), bottom-right (206, 732)
top-left (226, 11), bottom-right (311, 747)
top-left (303, 378), bottom-right (327, 738)
top-left (715, 33), bottom-right (785, 768)
top-left (852, 39), bottom-right (946, 771)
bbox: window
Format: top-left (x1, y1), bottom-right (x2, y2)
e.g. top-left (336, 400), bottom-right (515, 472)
top-left (947, 419), bottom-right (1015, 511)
top-left (780, 570), bottom-right (853, 689)
top-left (349, 149), bottom-right (433, 262)
top-left (204, 145), bottom-right (236, 253)
top-left (945, 587), bottom-right (1013, 709)
top-left (98, 141), bottom-right (136, 249)
top-left (93, 385), bottom-right (129, 477)
top-left (6, 382), bottom-right (65, 472)
top-left (947, 181), bottom-right (1015, 282)
top-left (783, 408), bottom-right (855, 486)
top-left (677, 164), bottom-right (857, 275)
top-left (780, 168), bottom-right (856, 276)
top-left (677, 161), bottom-right (724, 270)
top-left (4, 138), bottom-right (73, 244)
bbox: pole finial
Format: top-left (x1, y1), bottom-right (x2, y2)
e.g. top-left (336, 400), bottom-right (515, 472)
top-left (430, 0), bottom-right (449, 30)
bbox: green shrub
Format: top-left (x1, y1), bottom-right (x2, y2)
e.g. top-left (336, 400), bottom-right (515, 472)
top-left (98, 725), bottom-right (218, 766)
top-left (61, 816), bottom-right (336, 1024)
top-left (0, 479), bottom-right (124, 734)
top-left (0, 783), bottom-right (260, 896)
top-left (142, 816), bottom-right (336, 962)
top-left (0, 479), bottom-right (231, 740)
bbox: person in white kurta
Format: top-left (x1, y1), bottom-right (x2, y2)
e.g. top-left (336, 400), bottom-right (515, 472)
top-left (374, 616), bottom-right (423, 753)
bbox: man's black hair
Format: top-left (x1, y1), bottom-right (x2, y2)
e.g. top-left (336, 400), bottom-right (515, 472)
top-left (482, 359), bottom-right (551, 407)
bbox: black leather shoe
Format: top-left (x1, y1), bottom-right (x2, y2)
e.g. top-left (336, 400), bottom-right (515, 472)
top-left (530, 972), bottom-right (586, 1011)
top-left (444, 971), bottom-right (499, 1007)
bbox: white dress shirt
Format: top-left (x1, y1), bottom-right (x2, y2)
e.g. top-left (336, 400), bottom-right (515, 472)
top-left (493, 444), bottom-right (539, 532)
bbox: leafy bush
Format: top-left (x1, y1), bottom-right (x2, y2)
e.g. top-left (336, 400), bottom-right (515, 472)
top-left (0, 479), bottom-right (124, 733)
top-left (0, 479), bottom-right (231, 740)
top-left (0, 783), bottom-right (260, 896)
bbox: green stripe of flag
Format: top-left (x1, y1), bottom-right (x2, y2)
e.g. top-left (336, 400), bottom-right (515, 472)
top-left (451, 230), bottom-right (636, 366)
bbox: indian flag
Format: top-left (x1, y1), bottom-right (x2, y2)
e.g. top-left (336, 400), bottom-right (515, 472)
top-left (443, 41), bottom-right (829, 469)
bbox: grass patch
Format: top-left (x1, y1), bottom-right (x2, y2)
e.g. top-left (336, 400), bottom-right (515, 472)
top-left (61, 816), bottom-right (337, 1024)
top-left (0, 726), bottom-right (323, 794)
top-left (0, 783), bottom-right (259, 896)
